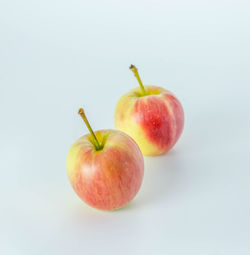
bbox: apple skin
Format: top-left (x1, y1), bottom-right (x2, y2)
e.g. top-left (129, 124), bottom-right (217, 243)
top-left (114, 85), bottom-right (184, 156)
top-left (66, 129), bottom-right (144, 210)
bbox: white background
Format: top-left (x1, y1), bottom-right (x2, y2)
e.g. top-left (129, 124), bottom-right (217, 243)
top-left (1, 0), bottom-right (250, 254)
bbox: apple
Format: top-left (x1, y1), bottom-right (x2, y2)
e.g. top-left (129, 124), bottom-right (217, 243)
top-left (114, 65), bottom-right (184, 156)
top-left (66, 108), bottom-right (144, 210)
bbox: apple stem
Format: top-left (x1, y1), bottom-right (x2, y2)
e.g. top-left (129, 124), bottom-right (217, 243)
top-left (78, 108), bottom-right (102, 150)
top-left (130, 64), bottom-right (146, 95)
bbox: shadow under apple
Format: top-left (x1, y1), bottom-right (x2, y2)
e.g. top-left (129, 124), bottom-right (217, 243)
top-left (122, 148), bottom-right (186, 210)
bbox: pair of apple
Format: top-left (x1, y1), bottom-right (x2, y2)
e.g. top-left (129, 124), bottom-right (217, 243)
top-left (66, 65), bottom-right (184, 210)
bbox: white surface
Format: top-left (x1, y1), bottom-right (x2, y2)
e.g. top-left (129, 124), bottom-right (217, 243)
top-left (1, 0), bottom-right (250, 254)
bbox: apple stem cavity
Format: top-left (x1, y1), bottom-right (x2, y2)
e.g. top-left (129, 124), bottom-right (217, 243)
top-left (130, 64), bottom-right (146, 96)
top-left (78, 108), bottom-right (102, 151)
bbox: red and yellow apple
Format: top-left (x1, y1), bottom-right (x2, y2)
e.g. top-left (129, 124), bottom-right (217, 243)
top-left (114, 65), bottom-right (184, 156)
top-left (66, 108), bottom-right (144, 210)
